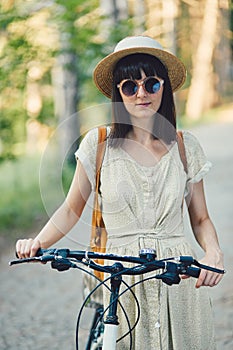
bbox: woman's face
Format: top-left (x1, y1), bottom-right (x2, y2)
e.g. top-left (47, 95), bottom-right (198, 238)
top-left (118, 70), bottom-right (164, 122)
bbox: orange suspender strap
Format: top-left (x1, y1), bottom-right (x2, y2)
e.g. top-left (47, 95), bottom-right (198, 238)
top-left (177, 131), bottom-right (188, 174)
top-left (90, 126), bottom-right (107, 252)
top-left (95, 126), bottom-right (107, 196)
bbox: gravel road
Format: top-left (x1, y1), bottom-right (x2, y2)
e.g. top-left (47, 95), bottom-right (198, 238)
top-left (0, 118), bottom-right (233, 349)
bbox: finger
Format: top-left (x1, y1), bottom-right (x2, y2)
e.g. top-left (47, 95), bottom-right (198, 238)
top-left (195, 269), bottom-right (207, 288)
top-left (16, 239), bottom-right (23, 258)
top-left (30, 240), bottom-right (41, 257)
top-left (22, 238), bottom-right (34, 258)
top-left (197, 271), bottom-right (223, 288)
top-left (204, 270), bottom-right (224, 287)
top-left (214, 273), bottom-right (223, 286)
top-left (208, 272), bottom-right (221, 287)
top-left (17, 239), bottom-right (29, 259)
top-left (201, 270), bottom-right (215, 286)
top-left (211, 273), bottom-right (223, 287)
top-left (180, 274), bottom-right (190, 280)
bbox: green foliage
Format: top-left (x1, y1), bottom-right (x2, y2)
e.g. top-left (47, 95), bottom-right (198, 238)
top-left (0, 0), bottom-right (135, 239)
top-left (0, 154), bottom-right (74, 241)
top-left (0, 0), bottom-right (231, 242)
top-left (0, 104), bottom-right (27, 161)
top-left (0, 156), bottom-right (47, 239)
top-left (0, 4), bottom-right (55, 159)
top-left (53, 0), bottom-right (105, 82)
top-left (0, 0), bottom-right (102, 160)
top-left (0, 0), bottom-right (136, 161)
top-left (61, 160), bottom-right (75, 195)
top-left (1, 0), bottom-right (231, 160)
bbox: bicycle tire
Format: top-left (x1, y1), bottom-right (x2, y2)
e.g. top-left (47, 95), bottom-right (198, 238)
top-left (85, 306), bottom-right (104, 350)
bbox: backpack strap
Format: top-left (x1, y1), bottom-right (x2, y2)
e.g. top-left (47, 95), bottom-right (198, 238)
top-left (95, 126), bottom-right (107, 187)
top-left (177, 131), bottom-right (188, 174)
top-left (90, 126), bottom-right (107, 280)
top-left (91, 126), bottom-right (107, 235)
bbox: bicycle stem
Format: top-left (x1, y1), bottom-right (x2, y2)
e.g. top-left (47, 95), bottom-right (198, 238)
top-left (105, 263), bottom-right (123, 326)
top-left (102, 262), bottom-right (123, 350)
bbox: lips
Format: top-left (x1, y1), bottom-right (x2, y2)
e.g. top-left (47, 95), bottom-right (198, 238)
top-left (136, 102), bottom-right (151, 107)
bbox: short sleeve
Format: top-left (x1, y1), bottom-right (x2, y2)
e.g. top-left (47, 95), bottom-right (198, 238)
top-left (183, 131), bottom-right (212, 184)
top-left (74, 128), bottom-right (99, 189)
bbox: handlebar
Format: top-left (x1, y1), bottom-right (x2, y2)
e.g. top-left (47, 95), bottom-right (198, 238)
top-left (9, 247), bottom-right (226, 350)
top-left (9, 248), bottom-right (225, 286)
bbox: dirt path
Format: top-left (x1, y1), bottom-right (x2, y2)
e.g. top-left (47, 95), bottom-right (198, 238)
top-left (0, 120), bottom-right (232, 349)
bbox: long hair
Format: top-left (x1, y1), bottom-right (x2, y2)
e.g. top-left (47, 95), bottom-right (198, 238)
top-left (109, 53), bottom-right (177, 147)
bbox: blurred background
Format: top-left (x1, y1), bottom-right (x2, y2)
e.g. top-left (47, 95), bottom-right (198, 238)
top-left (0, 0), bottom-right (232, 249)
top-left (0, 2), bottom-right (233, 349)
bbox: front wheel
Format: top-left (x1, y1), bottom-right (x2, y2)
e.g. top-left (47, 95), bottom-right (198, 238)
top-left (86, 306), bottom-right (104, 350)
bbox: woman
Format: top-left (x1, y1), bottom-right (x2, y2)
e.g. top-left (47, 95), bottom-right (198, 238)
top-left (16, 36), bottom-right (224, 349)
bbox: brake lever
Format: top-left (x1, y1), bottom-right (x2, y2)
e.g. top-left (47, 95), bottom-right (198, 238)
top-left (193, 260), bottom-right (225, 274)
top-left (174, 256), bottom-right (225, 275)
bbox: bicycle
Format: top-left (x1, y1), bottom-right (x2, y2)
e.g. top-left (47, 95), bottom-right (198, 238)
top-left (9, 248), bottom-right (225, 350)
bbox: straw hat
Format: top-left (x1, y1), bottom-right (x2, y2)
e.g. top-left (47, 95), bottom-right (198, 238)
top-left (93, 36), bottom-right (187, 98)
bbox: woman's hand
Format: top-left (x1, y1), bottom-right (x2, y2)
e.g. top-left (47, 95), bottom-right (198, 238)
top-left (195, 251), bottom-right (224, 288)
top-left (16, 238), bottom-right (41, 259)
top-left (180, 250), bottom-right (224, 288)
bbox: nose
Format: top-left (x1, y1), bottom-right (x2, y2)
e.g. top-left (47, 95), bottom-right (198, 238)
top-left (136, 83), bottom-right (146, 97)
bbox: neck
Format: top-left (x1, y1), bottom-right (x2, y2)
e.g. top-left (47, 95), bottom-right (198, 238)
top-left (129, 116), bottom-right (154, 144)
top-left (128, 126), bottom-right (153, 145)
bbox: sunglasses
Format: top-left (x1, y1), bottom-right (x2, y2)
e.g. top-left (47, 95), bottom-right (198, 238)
top-left (117, 77), bottom-right (164, 97)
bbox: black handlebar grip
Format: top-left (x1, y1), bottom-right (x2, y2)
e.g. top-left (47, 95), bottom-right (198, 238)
top-left (35, 248), bottom-right (44, 256)
top-left (185, 266), bottom-right (200, 278)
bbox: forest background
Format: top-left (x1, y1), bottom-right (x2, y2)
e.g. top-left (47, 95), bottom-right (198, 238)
top-left (0, 0), bottom-right (232, 248)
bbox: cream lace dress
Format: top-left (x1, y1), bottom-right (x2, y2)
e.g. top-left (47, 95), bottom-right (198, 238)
top-left (75, 127), bottom-right (215, 350)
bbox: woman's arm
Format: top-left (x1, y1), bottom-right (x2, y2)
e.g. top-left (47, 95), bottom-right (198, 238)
top-left (16, 160), bottom-right (92, 258)
top-left (186, 180), bottom-right (224, 288)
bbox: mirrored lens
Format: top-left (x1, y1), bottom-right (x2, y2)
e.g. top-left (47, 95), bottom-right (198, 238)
top-left (145, 78), bottom-right (161, 93)
top-left (121, 80), bottom-right (138, 96)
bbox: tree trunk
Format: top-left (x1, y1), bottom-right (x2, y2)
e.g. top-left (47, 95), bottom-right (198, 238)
top-left (144, 0), bottom-right (163, 38)
top-left (52, 46), bottom-right (79, 164)
top-left (185, 0), bottom-right (219, 120)
top-left (161, 0), bottom-right (178, 53)
top-left (129, 0), bottom-right (146, 34)
top-left (99, 0), bottom-right (128, 38)
top-left (144, 0), bottom-right (178, 52)
top-left (215, 0), bottom-right (231, 101)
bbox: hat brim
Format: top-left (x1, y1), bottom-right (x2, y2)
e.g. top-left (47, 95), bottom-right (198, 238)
top-left (93, 47), bottom-right (187, 98)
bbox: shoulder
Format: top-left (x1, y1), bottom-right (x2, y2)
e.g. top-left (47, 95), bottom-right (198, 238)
top-left (81, 126), bottom-right (111, 144)
top-left (74, 127), bottom-right (98, 162)
top-left (82, 127), bottom-right (99, 145)
top-left (179, 130), bottom-right (212, 182)
top-left (182, 130), bottom-right (201, 147)
top-left (180, 130), bottom-right (205, 157)
top-left (75, 126), bottom-right (111, 159)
